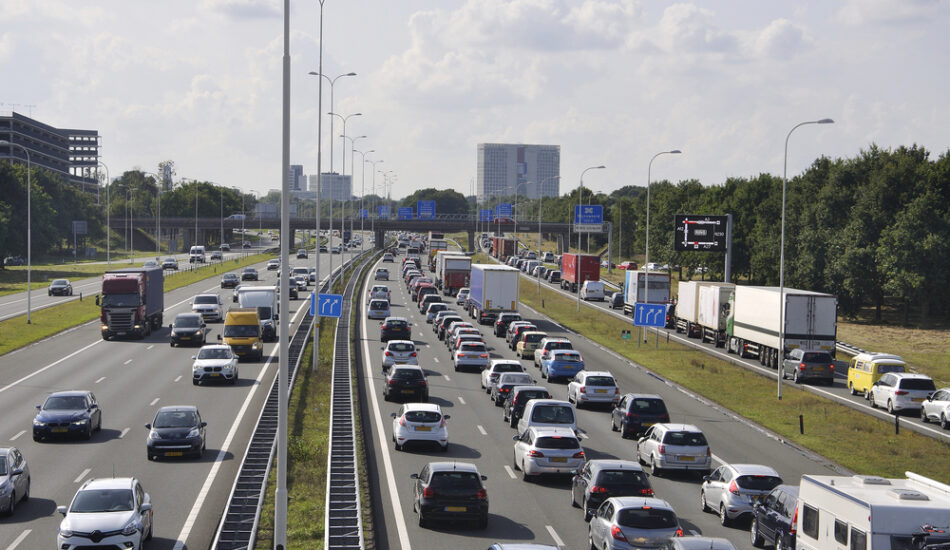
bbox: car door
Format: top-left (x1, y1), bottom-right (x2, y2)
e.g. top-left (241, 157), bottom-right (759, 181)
top-left (926, 390), bottom-right (950, 420)
top-left (637, 427), bottom-right (656, 462)
top-left (592, 501), bottom-right (613, 545)
top-left (613, 395), bottom-right (629, 428)
top-left (705, 466), bottom-right (725, 506)
top-left (758, 490), bottom-right (779, 540)
top-left (135, 481), bottom-right (151, 539)
top-left (873, 374), bottom-right (893, 406)
top-left (573, 463), bottom-right (592, 505)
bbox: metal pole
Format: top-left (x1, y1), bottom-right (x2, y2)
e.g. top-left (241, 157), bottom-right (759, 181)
top-left (645, 151), bottom-right (680, 341)
top-left (220, 187), bottom-right (224, 247)
top-left (577, 166), bottom-right (604, 311)
top-left (129, 185), bottom-right (134, 263)
top-left (101, 162), bottom-right (110, 265)
top-left (194, 180), bottom-right (199, 246)
top-left (311, 1), bottom-right (326, 375)
top-left (724, 213), bottom-right (733, 283)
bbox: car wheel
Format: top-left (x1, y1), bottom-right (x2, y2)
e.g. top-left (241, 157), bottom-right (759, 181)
top-left (513, 451), bottom-right (520, 471)
top-left (887, 400), bottom-right (895, 414)
top-left (541, 367), bottom-right (547, 379)
top-left (571, 488), bottom-right (579, 508)
top-left (509, 416), bottom-right (517, 428)
top-left (942, 414), bottom-right (950, 430)
top-left (701, 490), bottom-right (710, 512)
top-left (4, 492), bottom-right (14, 516)
top-left (751, 517), bottom-right (765, 548)
top-left (417, 510), bottom-right (426, 528)
top-left (441, 442), bottom-right (449, 453)
top-left (719, 503), bottom-right (731, 526)
top-left (522, 467), bottom-right (533, 482)
top-left (849, 382), bottom-right (857, 395)
top-left (588, 533), bottom-right (597, 550)
top-left (610, 416), bottom-right (618, 432)
top-left (870, 394), bottom-right (877, 408)
top-left (922, 407), bottom-right (929, 422)
top-left (477, 514), bottom-right (488, 530)
top-left (651, 456), bottom-right (662, 476)
top-left (85, 424), bottom-right (93, 441)
top-left (97, 415), bottom-right (102, 432)
top-left (583, 499), bottom-right (594, 522)
top-left (394, 439), bottom-right (401, 451)
top-left (193, 379), bottom-right (199, 386)
top-left (793, 369), bottom-right (801, 384)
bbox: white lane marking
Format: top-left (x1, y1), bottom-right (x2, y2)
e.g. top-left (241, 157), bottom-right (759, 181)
top-left (95, 376), bottom-right (106, 384)
top-left (458, 396), bottom-right (466, 405)
top-left (477, 425), bottom-right (487, 435)
top-left (504, 465), bottom-right (517, 479)
top-left (174, 375), bottom-right (182, 382)
top-left (690, 530), bottom-right (700, 535)
top-left (360, 263), bottom-right (413, 550)
top-left (10, 430), bottom-right (25, 441)
top-left (146, 344), bottom-right (154, 350)
top-left (546, 525), bottom-right (565, 547)
top-left (443, 375), bottom-right (451, 381)
top-left (4, 529), bottom-right (31, 550)
top-left (578, 432), bottom-right (590, 439)
top-left (149, 398), bottom-right (160, 406)
top-left (119, 428), bottom-right (130, 439)
top-left (711, 453), bottom-right (724, 466)
top-left (124, 359), bottom-right (133, 365)
top-left (433, 357), bottom-right (439, 363)
top-left (74, 468), bottom-right (91, 483)
top-left (172, 290), bottom-right (304, 550)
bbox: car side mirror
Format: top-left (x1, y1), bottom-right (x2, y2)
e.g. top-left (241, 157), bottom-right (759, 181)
top-left (200, 421), bottom-right (208, 427)
top-left (89, 403), bottom-right (98, 409)
top-left (11, 468), bottom-right (23, 476)
top-left (57, 505), bottom-right (68, 516)
top-left (191, 356), bottom-right (197, 360)
top-left (217, 335), bottom-right (223, 341)
top-left (512, 435), bottom-right (520, 441)
top-left (409, 473), bottom-right (419, 479)
top-left (145, 423), bottom-right (151, 429)
top-left (702, 475), bottom-right (711, 482)
top-left (140, 503), bottom-right (152, 512)
top-left (35, 404), bottom-right (41, 410)
top-left (481, 475), bottom-right (488, 481)
top-left (443, 415), bottom-right (451, 420)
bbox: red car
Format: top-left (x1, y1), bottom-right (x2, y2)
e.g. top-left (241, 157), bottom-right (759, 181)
top-left (618, 261), bottom-right (638, 270)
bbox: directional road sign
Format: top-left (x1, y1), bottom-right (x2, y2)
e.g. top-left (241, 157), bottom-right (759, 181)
top-left (632, 303), bottom-right (668, 327)
top-left (674, 214), bottom-right (728, 251)
top-left (479, 209), bottom-right (494, 222)
top-left (574, 205), bottom-right (604, 233)
top-left (398, 207), bottom-right (413, 220)
top-left (377, 205), bottom-right (390, 219)
top-left (417, 200), bottom-right (436, 220)
top-left (311, 292), bottom-right (343, 318)
top-left (495, 203), bottom-right (512, 219)
top-left (359, 209), bottom-right (368, 219)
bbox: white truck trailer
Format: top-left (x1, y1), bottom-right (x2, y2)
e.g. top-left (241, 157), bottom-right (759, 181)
top-left (697, 283), bottom-right (735, 347)
top-left (725, 286), bottom-right (837, 370)
top-left (622, 270), bottom-right (672, 316)
top-left (237, 286), bottom-right (278, 342)
top-left (467, 264), bottom-right (520, 326)
top-left (675, 281), bottom-right (733, 338)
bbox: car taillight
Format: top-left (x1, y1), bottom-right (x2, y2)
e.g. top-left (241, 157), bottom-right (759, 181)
top-left (457, 352), bottom-right (463, 359)
top-left (625, 412), bottom-right (638, 418)
top-left (527, 450), bottom-right (545, 458)
top-left (499, 387), bottom-right (510, 392)
top-left (476, 488), bottom-right (488, 500)
top-left (728, 480), bottom-right (739, 495)
top-left (661, 415), bottom-right (670, 422)
top-left (610, 525), bottom-right (628, 542)
top-left (398, 417), bottom-right (406, 426)
top-left (419, 380), bottom-right (427, 386)
top-left (384, 351), bottom-right (392, 356)
top-left (799, 362), bottom-right (806, 371)
top-left (440, 418), bottom-right (446, 428)
top-left (388, 380), bottom-right (397, 385)
top-left (579, 386), bottom-right (586, 393)
top-left (410, 352), bottom-right (417, 357)
top-left (573, 451), bottom-right (585, 459)
top-left (640, 488), bottom-right (654, 496)
top-left (590, 486), bottom-right (609, 494)
top-left (480, 354), bottom-right (488, 358)
top-left (422, 487), bottom-right (434, 498)
top-left (706, 447), bottom-right (711, 457)
top-left (790, 505), bottom-right (798, 534)
top-left (895, 390), bottom-right (909, 395)
top-left (675, 528), bottom-right (684, 537)
top-left (658, 444), bottom-right (666, 454)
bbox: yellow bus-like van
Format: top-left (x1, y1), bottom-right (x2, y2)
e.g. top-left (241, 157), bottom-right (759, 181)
top-left (847, 352), bottom-right (906, 397)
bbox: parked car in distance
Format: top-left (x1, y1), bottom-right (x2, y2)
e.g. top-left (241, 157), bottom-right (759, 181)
top-left (503, 386), bottom-right (552, 428)
top-left (192, 344), bottom-right (239, 385)
top-left (513, 426), bottom-right (585, 481)
top-left (368, 299), bottom-right (392, 320)
top-left (618, 261), bottom-right (638, 270)
top-left (749, 485), bottom-right (799, 550)
top-left (410, 461), bottom-right (488, 529)
top-left (48, 278), bottom-right (73, 296)
top-left (568, 371), bottom-right (620, 409)
top-left (571, 459), bottom-right (654, 521)
top-left (611, 394), bottom-right (670, 439)
top-left (381, 340), bottom-right (417, 370)
top-left (391, 403), bottom-right (449, 452)
top-left (588, 497), bottom-right (683, 550)
top-left (169, 313), bottom-right (207, 347)
top-left (33, 390), bottom-right (101, 441)
top-left (0, 446), bottom-right (30, 516)
top-left (162, 257), bottom-right (179, 270)
top-left (783, 349), bottom-right (835, 385)
top-left (221, 273), bottom-right (239, 288)
top-left (57, 477), bottom-right (153, 550)
top-left (637, 424), bottom-right (712, 477)
top-left (383, 365), bottom-right (428, 402)
top-left (145, 406), bottom-right (207, 460)
top-left (700, 464), bottom-right (783, 526)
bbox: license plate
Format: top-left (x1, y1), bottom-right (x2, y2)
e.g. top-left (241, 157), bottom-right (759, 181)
top-left (118, 331), bottom-right (127, 336)
top-left (467, 355), bottom-right (477, 359)
top-left (181, 336), bottom-right (191, 340)
top-left (550, 457), bottom-right (568, 463)
top-left (402, 389), bottom-right (414, 394)
top-left (595, 389), bottom-right (607, 394)
top-left (415, 426), bottom-right (432, 432)
top-left (913, 398), bottom-right (925, 403)
top-left (642, 422), bottom-right (655, 428)
top-left (813, 367), bottom-right (825, 372)
top-left (52, 427), bottom-right (68, 433)
top-left (445, 506), bottom-right (467, 512)
top-left (211, 373), bottom-right (220, 377)
top-left (679, 456), bottom-right (695, 462)
top-left (165, 451), bottom-right (183, 457)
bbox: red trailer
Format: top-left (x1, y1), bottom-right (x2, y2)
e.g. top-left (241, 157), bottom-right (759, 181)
top-left (491, 237), bottom-right (517, 260)
top-left (559, 253), bottom-right (600, 293)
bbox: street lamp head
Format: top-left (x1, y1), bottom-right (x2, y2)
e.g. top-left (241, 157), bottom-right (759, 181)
top-left (817, 118), bottom-right (834, 124)
top-left (669, 150), bottom-right (682, 154)
top-left (594, 165), bottom-right (605, 169)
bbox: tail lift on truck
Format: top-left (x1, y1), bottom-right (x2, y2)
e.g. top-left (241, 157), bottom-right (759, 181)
top-left (467, 264), bottom-right (519, 325)
top-left (99, 266), bottom-right (165, 340)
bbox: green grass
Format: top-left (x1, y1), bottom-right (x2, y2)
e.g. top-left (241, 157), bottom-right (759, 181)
top-left (522, 283), bottom-right (950, 482)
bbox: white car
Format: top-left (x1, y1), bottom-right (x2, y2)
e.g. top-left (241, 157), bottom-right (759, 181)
top-left (512, 426), bottom-right (585, 480)
top-left (382, 340), bottom-right (418, 370)
top-left (369, 285), bottom-right (391, 300)
top-left (191, 294), bottom-right (223, 322)
top-left (453, 341), bottom-right (490, 371)
top-left (367, 299), bottom-right (391, 320)
top-left (192, 345), bottom-right (239, 385)
top-left (637, 423), bottom-right (712, 476)
top-left (567, 371), bottom-right (620, 408)
top-left (870, 372), bottom-right (936, 414)
top-left (921, 387), bottom-right (950, 428)
top-left (481, 360), bottom-right (527, 392)
top-left (57, 477), bottom-right (153, 550)
top-left (391, 403), bottom-right (449, 451)
top-left (456, 288), bottom-right (470, 305)
top-left (425, 302), bottom-right (449, 323)
top-left (266, 258), bottom-right (280, 270)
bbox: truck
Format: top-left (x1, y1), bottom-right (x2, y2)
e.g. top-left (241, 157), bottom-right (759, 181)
top-left (675, 281), bottom-right (734, 338)
top-left (237, 286), bottom-right (278, 342)
top-left (426, 239), bottom-right (449, 271)
top-left (221, 307), bottom-right (263, 361)
top-left (559, 253), bottom-right (600, 293)
top-left (796, 472), bottom-right (950, 550)
top-left (438, 254), bottom-right (472, 296)
top-left (99, 266), bottom-right (164, 340)
top-left (622, 270), bottom-right (672, 316)
top-left (467, 264), bottom-right (519, 325)
top-left (725, 286), bottom-right (837, 369)
top-left (428, 231), bottom-right (445, 241)
top-left (491, 237), bottom-right (517, 261)
top-left (696, 283), bottom-right (735, 347)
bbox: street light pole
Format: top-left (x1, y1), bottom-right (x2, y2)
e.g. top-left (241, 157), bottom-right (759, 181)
top-left (309, 1), bottom-right (327, 377)
top-left (644, 150), bottom-right (681, 340)
top-left (330, 113), bottom-right (361, 265)
top-left (577, 165), bottom-right (605, 311)
top-left (537, 175), bottom-right (560, 296)
top-left (99, 162), bottom-right (111, 265)
top-left (0, 140), bottom-right (32, 323)
top-left (354, 149), bottom-right (375, 254)
top-left (778, 118), bottom-right (833, 399)
top-left (343, 134), bottom-right (367, 249)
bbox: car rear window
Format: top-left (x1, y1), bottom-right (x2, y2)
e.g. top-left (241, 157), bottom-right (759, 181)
top-left (736, 475), bottom-right (783, 491)
top-left (501, 375), bottom-right (534, 386)
top-left (616, 507), bottom-right (678, 529)
top-left (388, 342), bottom-right (414, 352)
top-left (585, 376), bottom-right (616, 386)
top-left (597, 470), bottom-right (650, 487)
top-left (460, 343), bottom-right (487, 352)
top-left (802, 352), bottom-right (833, 362)
top-left (429, 472), bottom-right (481, 490)
top-left (517, 390), bottom-right (550, 402)
top-left (878, 364), bottom-right (906, 374)
top-left (555, 352), bottom-right (582, 362)
top-left (385, 320), bottom-right (408, 328)
top-left (404, 411), bottom-right (441, 423)
top-left (496, 364), bottom-right (524, 373)
top-left (531, 405), bottom-right (575, 424)
top-left (900, 378), bottom-right (936, 391)
top-left (391, 369), bottom-right (423, 380)
top-left (662, 431), bottom-right (708, 446)
top-left (370, 301), bottom-right (389, 309)
top-left (547, 341), bottom-right (573, 351)
top-left (525, 333), bottom-right (544, 343)
top-left (534, 436), bottom-right (580, 449)
top-left (631, 398), bottom-right (667, 414)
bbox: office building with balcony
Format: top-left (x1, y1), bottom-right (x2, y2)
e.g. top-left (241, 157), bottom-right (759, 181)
top-left (476, 143), bottom-right (560, 202)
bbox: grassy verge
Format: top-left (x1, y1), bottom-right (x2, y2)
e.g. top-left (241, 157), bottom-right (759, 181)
top-left (522, 283), bottom-right (950, 481)
top-left (837, 322), bottom-right (950, 386)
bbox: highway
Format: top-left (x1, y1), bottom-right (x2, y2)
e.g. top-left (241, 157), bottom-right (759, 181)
top-left (356, 251), bottom-right (844, 550)
top-left (0, 244), bottom-right (357, 550)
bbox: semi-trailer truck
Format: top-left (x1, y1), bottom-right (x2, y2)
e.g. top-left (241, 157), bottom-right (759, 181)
top-left (99, 266), bottom-right (165, 340)
top-left (491, 237), bottom-right (517, 260)
top-left (559, 253), bottom-right (600, 293)
top-left (696, 283), bottom-right (735, 347)
top-left (435, 253), bottom-right (471, 296)
top-left (622, 270), bottom-right (672, 316)
top-left (468, 264), bottom-right (519, 325)
top-left (674, 281), bottom-right (734, 338)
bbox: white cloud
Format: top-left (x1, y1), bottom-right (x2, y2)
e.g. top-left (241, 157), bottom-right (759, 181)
top-left (655, 3), bottom-right (739, 55)
top-left (752, 18), bottom-right (809, 59)
top-left (201, 0), bottom-right (281, 19)
top-left (836, 0), bottom-right (945, 26)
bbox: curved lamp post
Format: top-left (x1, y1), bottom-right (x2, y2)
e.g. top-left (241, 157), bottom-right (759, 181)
top-left (644, 150), bottom-right (681, 340)
top-left (576, 165), bottom-right (605, 311)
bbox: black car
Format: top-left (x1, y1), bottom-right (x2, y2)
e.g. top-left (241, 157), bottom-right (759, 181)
top-left (169, 313), bottom-right (207, 347)
top-left (221, 243), bottom-right (231, 251)
top-left (33, 391), bottom-right (102, 441)
top-left (410, 461), bottom-right (488, 529)
top-left (220, 273), bottom-right (239, 288)
top-left (383, 366), bottom-right (428, 402)
top-left (502, 386), bottom-right (551, 427)
top-left (494, 313), bottom-right (523, 337)
top-left (750, 485), bottom-right (799, 550)
top-left (380, 317), bottom-right (411, 343)
top-left (48, 279), bottom-right (73, 296)
top-left (548, 270), bottom-right (561, 283)
top-left (279, 278), bottom-right (298, 300)
top-left (241, 267), bottom-right (258, 281)
top-left (608, 291), bottom-right (624, 310)
top-left (571, 460), bottom-right (654, 521)
top-left (611, 393), bottom-right (670, 439)
top-left (145, 406), bottom-right (207, 460)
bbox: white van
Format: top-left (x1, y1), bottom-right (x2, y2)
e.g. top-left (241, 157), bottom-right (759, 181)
top-left (580, 280), bottom-right (606, 301)
top-left (517, 399), bottom-right (578, 436)
top-left (189, 245), bottom-right (206, 263)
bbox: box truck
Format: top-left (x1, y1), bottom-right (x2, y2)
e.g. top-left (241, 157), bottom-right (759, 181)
top-left (559, 253), bottom-right (600, 293)
top-left (675, 281), bottom-right (734, 339)
top-left (99, 266), bottom-right (165, 340)
top-left (468, 264), bottom-right (519, 325)
top-left (437, 253), bottom-right (471, 296)
top-left (725, 286), bottom-right (837, 369)
top-left (237, 286), bottom-right (278, 342)
top-left (622, 270), bottom-right (672, 316)
top-left (697, 283), bottom-right (735, 347)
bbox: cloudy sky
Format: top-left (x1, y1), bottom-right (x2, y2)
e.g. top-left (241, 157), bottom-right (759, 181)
top-left (2, 0), bottom-right (948, 199)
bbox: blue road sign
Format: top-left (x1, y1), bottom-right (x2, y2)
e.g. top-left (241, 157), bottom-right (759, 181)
top-left (312, 293), bottom-right (343, 318)
top-left (633, 303), bottom-right (668, 327)
top-left (495, 203), bottom-right (512, 219)
top-left (359, 209), bottom-right (368, 219)
top-left (417, 200), bottom-right (436, 220)
top-left (574, 204), bottom-right (604, 224)
top-left (479, 209), bottom-right (494, 222)
top-left (398, 207), bottom-right (413, 220)
top-left (377, 205), bottom-right (390, 219)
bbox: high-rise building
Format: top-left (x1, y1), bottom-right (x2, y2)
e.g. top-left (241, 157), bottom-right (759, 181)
top-left (319, 172), bottom-right (351, 202)
top-left (0, 111), bottom-right (100, 194)
top-left (476, 143), bottom-right (560, 202)
top-left (288, 164), bottom-right (304, 191)
top-left (308, 174), bottom-right (319, 192)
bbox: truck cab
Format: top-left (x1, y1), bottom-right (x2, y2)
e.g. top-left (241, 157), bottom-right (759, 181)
top-left (100, 267), bottom-right (164, 340)
top-left (221, 308), bottom-right (263, 361)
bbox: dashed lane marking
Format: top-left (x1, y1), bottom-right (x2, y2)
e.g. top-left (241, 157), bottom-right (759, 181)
top-left (10, 430), bottom-right (25, 441)
top-left (504, 466), bottom-right (517, 479)
top-left (149, 397), bottom-right (160, 406)
top-left (124, 359), bottom-right (133, 365)
top-left (74, 468), bottom-right (91, 483)
top-left (95, 376), bottom-right (106, 384)
top-left (458, 396), bottom-right (466, 405)
top-left (477, 425), bottom-right (487, 435)
top-left (546, 525), bottom-right (565, 548)
top-left (119, 428), bottom-right (130, 439)
top-left (5, 529), bottom-right (31, 550)
top-left (174, 375), bottom-right (182, 382)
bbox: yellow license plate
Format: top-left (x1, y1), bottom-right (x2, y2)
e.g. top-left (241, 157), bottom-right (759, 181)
top-left (679, 456), bottom-right (695, 461)
top-left (814, 367), bottom-right (825, 372)
top-left (642, 422), bottom-right (654, 428)
top-left (401, 389), bottom-right (414, 394)
top-left (550, 457), bottom-right (568, 463)
top-left (211, 373), bottom-right (220, 377)
top-left (595, 389), bottom-right (607, 393)
top-left (165, 451), bottom-right (183, 457)
top-left (181, 337), bottom-right (190, 340)
top-left (415, 426), bottom-right (432, 432)
top-left (913, 398), bottom-right (925, 402)
top-left (52, 428), bottom-right (68, 433)
top-left (445, 506), bottom-right (467, 512)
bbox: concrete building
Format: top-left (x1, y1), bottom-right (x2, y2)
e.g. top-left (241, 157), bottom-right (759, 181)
top-left (319, 172), bottom-right (351, 202)
top-left (476, 143), bottom-right (560, 202)
top-left (288, 164), bottom-right (304, 191)
top-left (308, 174), bottom-right (319, 192)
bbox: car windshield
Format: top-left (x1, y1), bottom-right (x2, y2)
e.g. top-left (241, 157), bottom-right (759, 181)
top-left (197, 348), bottom-right (233, 360)
top-left (586, 376), bottom-right (616, 387)
top-left (371, 301), bottom-right (389, 309)
top-left (70, 489), bottom-right (134, 513)
top-left (175, 316), bottom-right (200, 328)
top-left (224, 274), bottom-right (237, 280)
top-left (195, 296), bottom-right (217, 304)
top-left (662, 431), bottom-right (708, 446)
top-left (802, 352), bottom-right (832, 363)
top-left (388, 342), bottom-right (414, 352)
top-left (244, 268), bottom-right (255, 273)
top-left (598, 470), bottom-right (649, 487)
top-left (617, 507), bottom-right (678, 529)
top-left (165, 258), bottom-right (175, 262)
top-left (153, 410), bottom-right (199, 428)
top-left (631, 399), bottom-right (667, 414)
top-left (532, 406), bottom-right (575, 424)
top-left (52, 279), bottom-right (68, 285)
top-left (101, 293), bottom-right (140, 307)
top-left (392, 369), bottom-right (423, 380)
top-left (404, 410), bottom-right (441, 423)
top-left (458, 290), bottom-right (469, 296)
top-left (44, 396), bottom-right (87, 410)
top-left (736, 475), bottom-right (783, 491)
top-left (901, 378), bottom-right (937, 391)
top-left (429, 472), bottom-right (481, 491)
top-left (377, 269), bottom-right (388, 274)
top-left (535, 436), bottom-right (580, 449)
top-left (224, 325), bottom-right (260, 337)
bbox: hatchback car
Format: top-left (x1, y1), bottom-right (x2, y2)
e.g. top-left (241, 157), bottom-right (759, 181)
top-left (431, 309), bottom-right (456, 328)
top-left (0, 447), bottom-right (30, 516)
top-left (506, 321), bottom-right (535, 345)
top-left (380, 317), bottom-right (412, 342)
top-left (515, 331), bottom-right (548, 359)
top-left (456, 288), bottom-right (470, 305)
top-left (534, 337), bottom-right (574, 368)
top-left (369, 284), bottom-right (391, 300)
top-left (382, 253), bottom-right (394, 262)
top-left (57, 477), bottom-right (153, 549)
top-left (513, 426), bottom-right (585, 481)
top-left (145, 406), bottom-right (207, 460)
top-left (637, 424), bottom-right (712, 477)
top-left (588, 497), bottom-right (683, 550)
top-left (241, 267), bottom-right (259, 281)
top-left (294, 275), bottom-right (309, 291)
top-left (191, 293), bottom-right (224, 322)
top-left (482, 360), bottom-right (527, 392)
top-left (162, 257), bottom-right (179, 270)
top-left (375, 268), bottom-right (390, 280)
top-left (783, 349), bottom-right (835, 385)
top-left (425, 302), bottom-right (449, 323)
top-left (870, 372), bottom-right (936, 414)
top-left (169, 313), bottom-right (207, 347)
top-left (611, 394), bottom-right (670, 439)
top-left (453, 341), bottom-right (490, 372)
top-left (192, 345), bottom-right (239, 385)
top-left (572, 460), bottom-right (654, 521)
top-left (266, 258), bottom-right (280, 270)
top-left (418, 293), bottom-right (442, 313)
top-left (221, 273), bottom-right (240, 288)
top-left (503, 386), bottom-right (552, 428)
top-left (494, 312), bottom-right (524, 337)
top-left (749, 484), bottom-right (799, 550)
top-left (568, 371), bottom-right (621, 409)
top-left (541, 350), bottom-right (585, 381)
top-left (391, 403), bottom-right (449, 451)
top-left (381, 340), bottom-right (418, 370)
top-left (33, 390), bottom-right (102, 441)
top-left (547, 270), bottom-right (561, 283)
top-left (436, 315), bottom-right (464, 340)
top-left (608, 292), bottom-right (625, 309)
top-left (383, 366), bottom-right (428, 402)
top-left (920, 387), bottom-right (950, 428)
top-left (701, 464), bottom-right (783, 526)
top-left (48, 279), bottom-right (73, 296)
top-left (517, 399), bottom-right (578, 435)
top-left (492, 373), bottom-right (537, 406)
top-left (368, 299), bottom-right (392, 320)
top-left (410, 461), bottom-right (488, 529)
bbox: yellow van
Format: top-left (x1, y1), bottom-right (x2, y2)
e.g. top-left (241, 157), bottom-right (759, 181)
top-left (847, 352), bottom-right (906, 397)
top-left (220, 307), bottom-right (263, 361)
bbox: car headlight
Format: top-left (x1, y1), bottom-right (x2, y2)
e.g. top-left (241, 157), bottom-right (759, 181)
top-left (194, 329), bottom-right (202, 335)
top-left (148, 430), bottom-right (160, 440)
top-left (121, 520), bottom-right (139, 536)
top-left (33, 419), bottom-right (46, 426)
top-left (59, 528), bottom-right (74, 538)
top-left (188, 428), bottom-right (201, 438)
top-left (72, 419), bottom-right (88, 425)
top-left (253, 342), bottom-right (261, 349)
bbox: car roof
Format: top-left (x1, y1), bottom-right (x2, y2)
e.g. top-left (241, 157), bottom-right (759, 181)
top-left (402, 403), bottom-right (441, 413)
top-left (891, 372), bottom-right (932, 380)
top-left (587, 459), bottom-right (644, 472)
top-left (621, 393), bottom-right (664, 400)
top-left (609, 496), bottom-right (674, 510)
top-left (490, 360), bottom-right (523, 369)
top-left (541, 337), bottom-right (570, 343)
top-left (527, 426), bottom-right (577, 437)
top-left (391, 365), bottom-right (423, 372)
top-left (384, 316), bottom-right (408, 322)
top-left (199, 344), bottom-right (232, 351)
top-left (512, 385), bottom-right (547, 393)
top-left (155, 405), bottom-right (198, 414)
top-left (81, 477), bottom-right (136, 491)
top-left (386, 340), bottom-right (414, 346)
top-left (725, 464), bottom-right (781, 476)
top-left (426, 461), bottom-right (480, 474)
top-left (525, 399), bottom-right (572, 407)
top-left (175, 312), bottom-right (202, 319)
top-left (654, 423), bottom-right (703, 433)
top-left (671, 537), bottom-right (737, 550)
top-left (48, 390), bottom-right (90, 398)
top-left (579, 371), bottom-right (615, 378)
top-left (551, 349), bottom-right (581, 356)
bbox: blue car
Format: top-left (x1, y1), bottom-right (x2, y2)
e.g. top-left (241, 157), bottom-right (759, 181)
top-left (540, 350), bottom-right (585, 382)
top-left (33, 390), bottom-right (102, 441)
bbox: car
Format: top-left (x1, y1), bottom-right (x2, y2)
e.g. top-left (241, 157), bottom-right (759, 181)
top-left (221, 273), bottom-right (240, 288)
top-left (232, 284), bottom-right (244, 302)
top-left (921, 387), bottom-right (950, 428)
top-left (221, 242), bottom-right (231, 251)
top-left (210, 250), bottom-right (223, 261)
top-left (749, 485), bottom-right (799, 550)
top-left (266, 259), bottom-right (280, 270)
top-left (783, 349), bottom-right (835, 385)
top-left (453, 341), bottom-right (490, 372)
top-left (368, 299), bottom-right (392, 320)
top-left (383, 365), bottom-right (428, 402)
top-left (487, 545), bottom-right (558, 550)
top-left (503, 385), bottom-right (551, 427)
top-left (294, 275), bottom-right (308, 291)
top-left (515, 331), bottom-right (548, 359)
top-left (3, 255), bottom-right (25, 266)
top-left (636, 424), bottom-right (712, 477)
top-left (57, 477), bottom-right (153, 549)
top-left (375, 268), bottom-right (390, 280)
top-left (243, 241), bottom-right (251, 248)
top-left (608, 291), bottom-right (624, 309)
top-left (169, 313), bottom-right (207, 347)
top-left (33, 390), bottom-right (102, 441)
top-left (437, 316), bottom-right (465, 340)
top-left (494, 312), bottom-right (524, 337)
top-left (571, 459), bottom-right (654, 521)
top-left (700, 464), bottom-right (783, 526)
top-left (162, 257), bottom-right (179, 270)
top-left (145, 405), bottom-right (207, 460)
top-left (143, 260), bottom-right (160, 268)
top-left (191, 293), bottom-right (224, 322)
top-left (332, 245), bottom-right (342, 254)
top-left (506, 321), bottom-right (536, 345)
top-left (382, 253), bottom-right (394, 262)
top-left (568, 371), bottom-right (621, 409)
top-left (297, 248), bottom-right (308, 259)
top-left (481, 360), bottom-right (527, 392)
top-left (241, 267), bottom-right (259, 281)
top-left (0, 447), bottom-right (30, 516)
top-left (278, 277), bottom-right (298, 300)
top-left (517, 399), bottom-right (578, 435)
top-left (48, 278), bottom-right (73, 296)
top-left (369, 284), bottom-right (391, 300)
top-left (512, 426), bottom-right (586, 481)
top-left (588, 497), bottom-right (683, 550)
top-left (192, 344), bottom-right (239, 385)
top-left (869, 372), bottom-right (936, 414)
top-left (618, 261), bottom-right (638, 270)
top-left (534, 337), bottom-right (574, 368)
top-left (410, 461), bottom-right (488, 529)
top-left (380, 316), bottom-right (411, 342)
top-left (309, 267), bottom-right (317, 283)
top-left (292, 266), bottom-right (310, 284)
top-left (611, 394), bottom-right (670, 439)
top-left (381, 340), bottom-right (418, 370)
top-left (665, 537), bottom-right (738, 550)
top-left (547, 270), bottom-right (561, 283)
top-left (540, 349), bottom-right (585, 382)
top-left (491, 372), bottom-right (537, 406)
top-left (391, 403), bottom-right (450, 452)
top-left (433, 312), bottom-right (460, 333)
top-left (456, 288), bottom-right (470, 305)
top-left (425, 302), bottom-right (449, 323)
top-left (446, 325), bottom-right (479, 350)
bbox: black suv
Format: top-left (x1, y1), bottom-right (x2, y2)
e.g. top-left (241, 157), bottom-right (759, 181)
top-left (493, 313), bottom-right (523, 337)
top-left (169, 313), bottom-right (207, 347)
top-left (410, 462), bottom-right (488, 529)
top-left (502, 386), bottom-right (551, 428)
top-left (380, 317), bottom-right (411, 343)
top-left (750, 485), bottom-right (799, 549)
top-left (611, 394), bottom-right (670, 439)
top-left (383, 366), bottom-right (428, 402)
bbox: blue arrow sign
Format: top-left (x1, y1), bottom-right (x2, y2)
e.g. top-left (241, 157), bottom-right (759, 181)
top-left (633, 303), bottom-right (668, 327)
top-left (417, 200), bottom-right (436, 220)
top-left (479, 209), bottom-right (494, 222)
top-left (312, 292), bottom-right (343, 318)
top-left (398, 207), bottom-right (413, 220)
top-left (377, 205), bottom-right (390, 219)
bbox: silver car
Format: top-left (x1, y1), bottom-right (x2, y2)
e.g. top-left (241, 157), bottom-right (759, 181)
top-left (637, 424), bottom-right (712, 477)
top-left (700, 463), bottom-right (782, 526)
top-left (453, 341), bottom-right (490, 371)
top-left (513, 426), bottom-right (585, 480)
top-left (0, 447), bottom-right (29, 515)
top-left (481, 360), bottom-right (526, 392)
top-left (368, 299), bottom-right (391, 320)
top-left (425, 303), bottom-right (449, 323)
top-left (921, 387), bottom-right (950, 428)
top-left (588, 496), bottom-right (682, 550)
top-left (381, 340), bottom-right (418, 370)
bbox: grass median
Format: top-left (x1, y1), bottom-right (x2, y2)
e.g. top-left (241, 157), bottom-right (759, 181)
top-left (0, 253), bottom-right (273, 357)
top-left (522, 283), bottom-right (950, 481)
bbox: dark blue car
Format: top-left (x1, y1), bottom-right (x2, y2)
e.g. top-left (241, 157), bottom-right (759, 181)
top-left (33, 391), bottom-right (102, 441)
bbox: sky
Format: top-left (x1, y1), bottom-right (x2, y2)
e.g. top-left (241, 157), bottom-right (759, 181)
top-left (2, 0), bottom-right (948, 199)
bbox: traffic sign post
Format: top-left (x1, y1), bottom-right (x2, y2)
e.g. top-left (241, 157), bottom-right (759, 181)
top-left (478, 209), bottom-right (494, 222)
top-left (397, 207), bottom-right (413, 220)
top-left (494, 203), bottom-right (512, 220)
top-left (417, 200), bottom-right (436, 220)
top-left (311, 293), bottom-right (343, 318)
top-left (359, 209), bottom-right (368, 219)
top-left (633, 303), bottom-right (667, 327)
top-left (377, 205), bottom-right (390, 219)
top-left (573, 205), bottom-right (604, 233)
